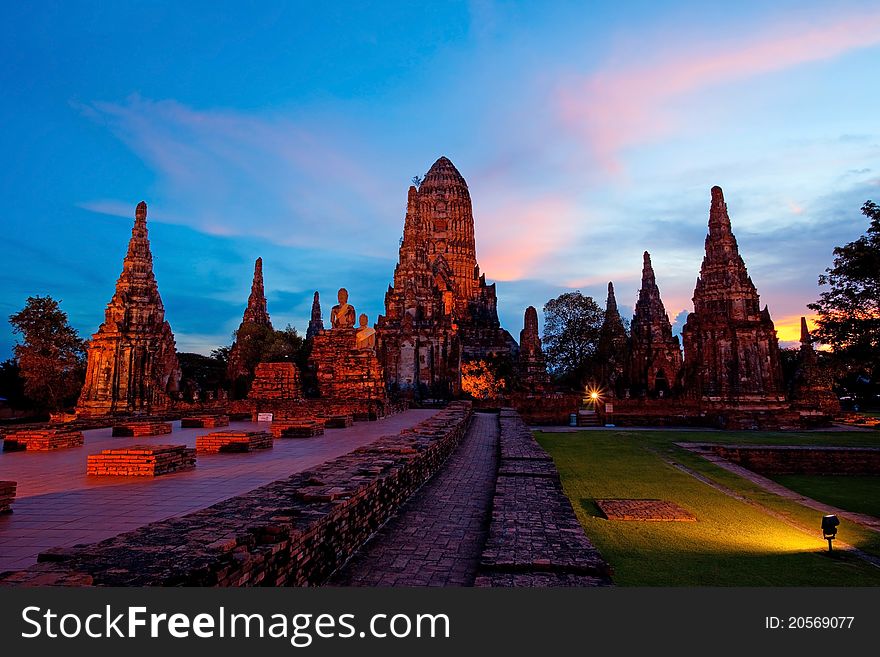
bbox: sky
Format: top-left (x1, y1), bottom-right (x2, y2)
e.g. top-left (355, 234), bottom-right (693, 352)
top-left (2, 0), bottom-right (879, 359)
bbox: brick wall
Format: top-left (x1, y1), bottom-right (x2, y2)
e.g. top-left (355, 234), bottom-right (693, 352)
top-left (476, 409), bottom-right (612, 586)
top-left (1, 402), bottom-right (473, 587)
top-left (711, 445), bottom-right (880, 475)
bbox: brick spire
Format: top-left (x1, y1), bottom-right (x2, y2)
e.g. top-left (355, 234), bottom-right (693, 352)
top-left (597, 282), bottom-right (628, 395)
top-left (77, 201), bottom-right (180, 416)
top-left (628, 251), bottom-right (682, 396)
top-left (242, 257), bottom-right (271, 326)
top-left (306, 291), bottom-right (324, 340)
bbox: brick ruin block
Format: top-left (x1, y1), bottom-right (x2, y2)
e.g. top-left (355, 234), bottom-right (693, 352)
top-left (248, 362), bottom-right (302, 402)
top-left (181, 415), bottom-right (230, 429)
top-left (270, 418), bottom-right (325, 438)
top-left (196, 430), bottom-right (273, 453)
top-left (87, 444), bottom-right (196, 476)
top-left (595, 499), bottom-right (697, 522)
top-left (111, 421), bottom-right (173, 437)
top-left (3, 428), bottom-right (84, 451)
top-left (0, 481), bottom-right (16, 514)
top-left (324, 415), bottom-right (354, 428)
top-left (309, 328), bottom-right (387, 409)
top-left (76, 202), bottom-right (180, 417)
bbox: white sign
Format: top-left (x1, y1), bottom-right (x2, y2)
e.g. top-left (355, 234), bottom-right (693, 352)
top-left (257, 412), bottom-right (274, 422)
top-left (605, 403), bottom-right (614, 413)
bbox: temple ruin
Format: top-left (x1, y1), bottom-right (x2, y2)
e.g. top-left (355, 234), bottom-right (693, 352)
top-left (227, 257), bottom-right (273, 383)
top-left (376, 156), bottom-right (517, 398)
top-left (76, 202), bottom-right (180, 416)
top-left (627, 251), bottom-right (683, 397)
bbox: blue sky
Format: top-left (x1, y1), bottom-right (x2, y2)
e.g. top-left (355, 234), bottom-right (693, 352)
top-left (2, 0), bottom-right (879, 358)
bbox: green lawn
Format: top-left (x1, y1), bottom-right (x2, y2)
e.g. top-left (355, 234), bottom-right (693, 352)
top-left (770, 474), bottom-right (880, 519)
top-left (536, 429), bottom-right (880, 586)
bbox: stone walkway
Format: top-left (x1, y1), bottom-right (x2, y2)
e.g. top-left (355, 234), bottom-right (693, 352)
top-left (0, 409), bottom-right (438, 572)
top-left (330, 412), bottom-right (499, 586)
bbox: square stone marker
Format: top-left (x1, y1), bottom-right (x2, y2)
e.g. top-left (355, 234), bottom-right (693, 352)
top-left (595, 499), bottom-right (696, 522)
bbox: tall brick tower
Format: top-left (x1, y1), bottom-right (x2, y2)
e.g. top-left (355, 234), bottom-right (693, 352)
top-left (682, 186), bottom-right (785, 402)
top-left (628, 251), bottom-right (682, 396)
top-left (377, 156), bottom-right (517, 397)
top-left (227, 257), bottom-right (273, 381)
top-left (77, 201), bottom-right (180, 416)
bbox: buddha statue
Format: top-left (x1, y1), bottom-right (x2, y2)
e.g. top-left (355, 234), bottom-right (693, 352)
top-left (330, 287), bottom-right (356, 329)
top-left (356, 313), bottom-right (377, 350)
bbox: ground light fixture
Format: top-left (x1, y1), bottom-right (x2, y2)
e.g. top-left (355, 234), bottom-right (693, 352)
top-left (821, 514), bottom-right (840, 552)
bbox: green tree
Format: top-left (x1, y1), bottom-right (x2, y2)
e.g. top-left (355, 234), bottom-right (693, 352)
top-left (8, 295), bottom-right (86, 411)
top-left (542, 291), bottom-right (604, 388)
top-left (808, 200), bottom-right (880, 384)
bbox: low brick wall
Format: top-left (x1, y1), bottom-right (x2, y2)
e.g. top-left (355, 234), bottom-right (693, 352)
top-left (0, 481), bottom-right (15, 514)
top-left (710, 445), bottom-right (880, 475)
top-left (1, 402), bottom-right (473, 586)
top-left (3, 429), bottom-right (84, 451)
top-left (195, 431), bottom-right (273, 453)
top-left (87, 445), bottom-right (197, 477)
top-left (111, 421), bottom-right (173, 437)
top-left (181, 415), bottom-right (230, 429)
top-left (476, 409), bottom-right (612, 587)
top-left (270, 419), bottom-right (324, 438)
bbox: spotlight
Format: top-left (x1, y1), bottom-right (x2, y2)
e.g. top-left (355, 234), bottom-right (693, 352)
top-left (821, 514), bottom-right (840, 553)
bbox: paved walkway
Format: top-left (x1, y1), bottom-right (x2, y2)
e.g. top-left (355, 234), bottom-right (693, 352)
top-left (0, 409), bottom-right (438, 572)
top-left (330, 412), bottom-right (499, 586)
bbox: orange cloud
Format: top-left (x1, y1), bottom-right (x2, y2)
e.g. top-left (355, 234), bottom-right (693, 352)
top-left (775, 313), bottom-right (818, 344)
top-left (558, 11), bottom-right (880, 172)
top-left (476, 196), bottom-right (579, 281)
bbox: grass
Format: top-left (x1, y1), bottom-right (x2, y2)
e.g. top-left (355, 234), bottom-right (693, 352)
top-left (770, 475), bottom-right (880, 519)
top-left (536, 429), bottom-right (880, 586)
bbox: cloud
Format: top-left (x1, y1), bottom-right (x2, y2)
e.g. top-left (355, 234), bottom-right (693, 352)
top-left (557, 10), bottom-right (880, 171)
top-left (79, 96), bottom-right (405, 257)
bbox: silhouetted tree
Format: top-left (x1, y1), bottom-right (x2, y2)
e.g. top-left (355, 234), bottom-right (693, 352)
top-left (542, 291), bottom-right (604, 388)
top-left (8, 295), bottom-right (86, 410)
top-left (809, 200), bottom-right (880, 396)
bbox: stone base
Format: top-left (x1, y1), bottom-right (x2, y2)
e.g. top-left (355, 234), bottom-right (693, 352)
top-left (270, 419), bottom-right (325, 438)
top-left (248, 362), bottom-right (303, 402)
top-left (111, 422), bottom-right (173, 437)
top-left (87, 445), bottom-right (196, 476)
top-left (3, 429), bottom-right (84, 451)
top-left (181, 415), bottom-right (230, 429)
top-left (596, 499), bottom-right (696, 522)
top-left (324, 415), bottom-right (354, 428)
top-left (0, 481), bottom-right (16, 513)
top-left (196, 431), bottom-right (273, 453)
top-left (309, 329), bottom-right (388, 410)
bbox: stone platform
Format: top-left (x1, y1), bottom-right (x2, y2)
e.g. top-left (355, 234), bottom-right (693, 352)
top-left (87, 445), bottom-right (196, 476)
top-left (0, 405), bottom-right (472, 586)
top-left (324, 415), bottom-right (354, 429)
top-left (476, 409), bottom-right (612, 586)
top-left (596, 499), bottom-right (696, 522)
top-left (3, 429), bottom-right (84, 451)
top-left (181, 415), bottom-right (229, 429)
top-left (0, 481), bottom-right (15, 513)
top-left (196, 430), bottom-right (272, 453)
top-left (270, 419), bottom-right (325, 438)
top-left (111, 421), bottom-right (173, 437)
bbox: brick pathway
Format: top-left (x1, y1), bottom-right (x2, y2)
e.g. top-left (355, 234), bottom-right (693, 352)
top-left (330, 412), bottom-right (499, 586)
top-left (0, 409), bottom-right (438, 572)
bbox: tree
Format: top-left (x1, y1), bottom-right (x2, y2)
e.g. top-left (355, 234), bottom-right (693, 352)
top-left (8, 295), bottom-right (86, 411)
top-left (542, 291), bottom-right (604, 388)
top-left (808, 200), bottom-right (880, 384)
top-left (226, 324), bottom-right (310, 398)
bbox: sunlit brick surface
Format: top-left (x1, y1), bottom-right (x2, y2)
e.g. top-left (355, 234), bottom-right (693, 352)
top-left (0, 409), bottom-right (438, 572)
